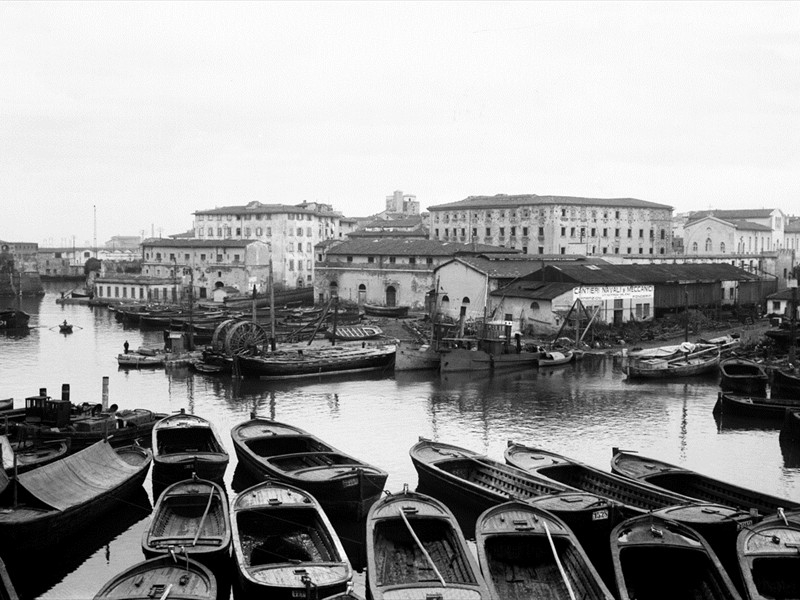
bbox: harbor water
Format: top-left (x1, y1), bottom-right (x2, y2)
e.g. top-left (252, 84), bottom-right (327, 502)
top-left (2, 283), bottom-right (799, 599)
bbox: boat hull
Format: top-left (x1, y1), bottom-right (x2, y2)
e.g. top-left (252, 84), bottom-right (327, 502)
top-left (93, 555), bottom-right (216, 600)
top-left (714, 391), bottom-right (800, 420)
top-left (439, 347), bottom-right (539, 372)
top-left (394, 340), bottom-right (440, 371)
top-left (237, 345), bottom-right (396, 380)
top-left (719, 358), bottom-right (769, 396)
top-left (152, 413), bottom-right (229, 486)
top-left (737, 508), bottom-right (800, 600)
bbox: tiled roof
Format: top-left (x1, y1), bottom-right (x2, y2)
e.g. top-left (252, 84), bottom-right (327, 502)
top-left (348, 230), bottom-right (428, 238)
top-left (688, 209), bottom-right (777, 221)
top-left (766, 288), bottom-right (798, 300)
top-left (730, 220), bottom-right (772, 232)
top-left (141, 238), bottom-right (254, 248)
top-left (324, 238), bottom-right (515, 257)
top-left (490, 281), bottom-right (575, 300)
top-left (428, 194), bottom-right (672, 211)
top-left (524, 262), bottom-right (760, 285)
top-left (194, 202), bottom-right (341, 217)
top-left (785, 219), bottom-right (800, 233)
top-left (445, 255), bottom-right (610, 279)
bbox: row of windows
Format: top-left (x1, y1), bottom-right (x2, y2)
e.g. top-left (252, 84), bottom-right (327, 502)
top-left (559, 227), bottom-right (665, 240)
top-left (199, 227), bottom-right (273, 237)
top-left (433, 208), bottom-right (646, 223)
top-left (558, 247), bottom-right (665, 255)
top-left (342, 256), bottom-right (434, 265)
top-left (96, 286), bottom-right (175, 300)
top-left (196, 213), bottom-right (328, 222)
top-left (287, 260), bottom-right (314, 271)
top-left (145, 252), bottom-right (239, 263)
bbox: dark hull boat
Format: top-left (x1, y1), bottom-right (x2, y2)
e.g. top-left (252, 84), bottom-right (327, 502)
top-left (780, 408), bottom-right (800, 446)
top-left (1, 435), bottom-right (70, 474)
top-left (152, 411), bottom-right (229, 486)
top-left (772, 367), bottom-right (800, 399)
top-left (476, 501), bottom-right (615, 600)
top-left (141, 476), bottom-right (231, 568)
top-left (236, 343), bottom-right (396, 380)
top-left (0, 440), bottom-right (152, 553)
top-left (366, 486), bottom-right (491, 600)
top-left (362, 304), bottom-right (409, 318)
top-left (230, 417), bottom-right (388, 518)
top-left (611, 514), bottom-right (743, 600)
top-left (624, 346), bottom-right (720, 379)
top-left (719, 358), bottom-right (769, 396)
top-left (231, 480), bottom-right (352, 600)
top-left (93, 555), bottom-right (216, 600)
top-left (394, 340), bottom-right (440, 371)
top-left (714, 391), bottom-right (800, 420)
top-left (0, 556), bottom-right (18, 600)
top-left (611, 448), bottom-right (800, 516)
top-left (439, 346), bottom-right (542, 373)
top-left (737, 508), bottom-right (800, 600)
top-left (0, 309), bottom-right (30, 330)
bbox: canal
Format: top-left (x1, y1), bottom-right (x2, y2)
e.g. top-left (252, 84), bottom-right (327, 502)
top-left (2, 283), bottom-right (798, 599)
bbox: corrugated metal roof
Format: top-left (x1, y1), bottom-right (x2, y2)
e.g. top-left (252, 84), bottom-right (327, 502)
top-left (429, 194), bottom-right (672, 211)
top-left (523, 262), bottom-right (761, 285)
top-left (446, 255), bottom-right (610, 278)
top-left (324, 238), bottom-right (515, 257)
top-left (490, 281), bottom-right (575, 300)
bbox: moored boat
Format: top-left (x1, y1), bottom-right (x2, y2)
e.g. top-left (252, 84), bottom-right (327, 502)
top-left (476, 500), bottom-right (616, 600)
top-left (714, 391), bottom-right (800, 420)
top-left (366, 485), bottom-right (491, 600)
top-left (439, 321), bottom-right (544, 373)
top-left (362, 304), bottom-right (409, 318)
top-left (737, 508), bottom-right (800, 600)
top-left (152, 410), bottom-right (229, 486)
top-left (610, 514), bottom-right (743, 600)
top-left (772, 366), bottom-right (800, 399)
top-left (538, 349), bottom-right (575, 367)
top-left (1, 434), bottom-right (70, 474)
top-left (610, 447), bottom-right (800, 516)
top-left (93, 555), bottom-right (216, 600)
top-left (231, 479), bottom-right (352, 600)
top-left (0, 309), bottom-right (30, 331)
top-left (117, 352), bottom-right (165, 368)
top-left (780, 408), bottom-right (800, 446)
top-left (0, 440), bottom-right (152, 553)
top-left (624, 345), bottom-right (720, 379)
top-left (141, 476), bottom-right (231, 568)
top-left (719, 358), bottom-right (769, 396)
top-left (394, 340), bottom-right (440, 371)
top-left (324, 325), bottom-right (382, 341)
top-left (230, 417), bottom-right (388, 518)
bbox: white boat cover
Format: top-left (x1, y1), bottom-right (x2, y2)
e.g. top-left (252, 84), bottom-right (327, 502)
top-left (0, 435), bottom-right (13, 473)
top-left (14, 440), bottom-right (144, 511)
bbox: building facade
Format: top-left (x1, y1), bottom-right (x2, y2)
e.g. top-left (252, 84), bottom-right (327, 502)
top-left (427, 194), bottom-right (673, 257)
top-left (385, 190), bottom-right (420, 215)
top-left (684, 209), bottom-right (786, 255)
top-left (192, 201), bottom-right (344, 289)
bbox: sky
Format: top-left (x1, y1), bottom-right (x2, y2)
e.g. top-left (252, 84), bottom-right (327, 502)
top-left (1, 1), bottom-right (798, 247)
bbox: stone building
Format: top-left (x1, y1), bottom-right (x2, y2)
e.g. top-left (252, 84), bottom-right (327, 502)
top-left (427, 194), bottom-right (673, 257)
top-left (684, 209), bottom-right (786, 255)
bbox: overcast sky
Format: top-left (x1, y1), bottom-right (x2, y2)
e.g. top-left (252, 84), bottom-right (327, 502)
top-left (2, 1), bottom-right (798, 246)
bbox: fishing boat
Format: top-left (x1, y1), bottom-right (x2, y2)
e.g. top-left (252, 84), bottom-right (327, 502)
top-left (152, 410), bottom-right (229, 485)
top-left (324, 325), bottom-right (383, 341)
top-left (719, 358), bottom-right (769, 396)
top-left (117, 352), bottom-right (165, 368)
top-left (737, 508), bottom-right (800, 600)
top-left (624, 345), bottom-right (720, 379)
top-left (610, 514), bottom-right (744, 600)
top-left (230, 479), bottom-right (352, 600)
top-left (610, 447), bottom-right (800, 515)
top-left (92, 555), bottom-right (216, 600)
top-left (0, 556), bottom-right (18, 600)
top-left (0, 440), bottom-right (152, 553)
top-left (235, 343), bottom-right (396, 380)
top-left (439, 321), bottom-right (544, 373)
top-left (141, 476), bottom-right (231, 568)
top-left (475, 500), bottom-right (616, 600)
top-left (362, 304), bottom-right (409, 318)
top-left (230, 417), bottom-right (388, 518)
top-left (772, 367), bottom-right (800, 399)
top-left (394, 340), bottom-right (440, 371)
top-left (1, 434), bottom-right (70, 474)
top-left (714, 391), bottom-right (800, 420)
top-left (538, 349), bottom-right (575, 367)
top-left (366, 485), bottom-right (491, 600)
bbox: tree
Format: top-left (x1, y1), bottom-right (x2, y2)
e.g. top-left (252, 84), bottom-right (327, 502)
top-left (84, 257), bottom-right (101, 275)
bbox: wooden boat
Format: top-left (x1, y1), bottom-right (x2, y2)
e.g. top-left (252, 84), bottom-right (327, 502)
top-left (439, 324), bottom-right (545, 372)
top-left (0, 398), bottom-right (12, 412)
top-left (231, 479), bottom-right (352, 599)
top-left (92, 555), bottom-right (216, 600)
top-left (362, 303), bottom-right (409, 318)
top-left (780, 408), bottom-right (800, 446)
top-left (0, 556), bottom-right (18, 600)
top-left (737, 508), bottom-right (800, 600)
top-left (624, 345), bottom-right (720, 379)
top-left (394, 340), bottom-right (440, 371)
top-left (0, 309), bottom-right (30, 330)
top-left (236, 343), bottom-right (396, 380)
top-left (189, 360), bottom-right (224, 375)
top-left (610, 514), bottom-right (743, 600)
top-left (17, 397), bottom-right (168, 451)
top-left (476, 500), bottom-right (616, 600)
top-left (1, 434), bottom-right (70, 474)
top-left (142, 476), bottom-right (231, 567)
top-left (230, 417), bottom-right (388, 518)
top-left (698, 333), bottom-right (742, 357)
top-left (58, 323), bottom-right (73, 334)
top-left (0, 440), bottom-right (152, 553)
top-left (152, 410), bottom-right (229, 485)
top-left (117, 352), bottom-right (165, 368)
top-left (714, 391), bottom-right (800, 420)
top-left (772, 366), bottom-right (800, 399)
top-left (324, 325), bottom-right (383, 341)
top-left (610, 447), bottom-right (800, 515)
top-left (719, 358), bottom-right (769, 396)
top-left (504, 441), bottom-right (695, 514)
top-left (538, 349), bottom-right (575, 367)
top-left (366, 485), bottom-right (491, 600)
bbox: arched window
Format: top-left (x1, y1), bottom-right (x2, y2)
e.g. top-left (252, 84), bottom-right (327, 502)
top-left (357, 283), bottom-right (366, 304)
top-left (530, 302), bottom-right (540, 310)
top-left (705, 238), bottom-right (712, 252)
top-left (692, 242), bottom-right (698, 253)
top-left (719, 242), bottom-right (725, 253)
top-left (329, 281), bottom-right (338, 298)
top-left (441, 295), bottom-right (450, 303)
top-left (462, 297), bottom-right (470, 305)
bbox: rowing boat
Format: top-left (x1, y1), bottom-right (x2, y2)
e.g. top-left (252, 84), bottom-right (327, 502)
top-left (737, 508), bottom-right (800, 600)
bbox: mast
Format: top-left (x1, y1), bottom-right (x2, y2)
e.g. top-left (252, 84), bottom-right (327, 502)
top-left (93, 205), bottom-right (97, 258)
top-left (268, 258), bottom-right (276, 351)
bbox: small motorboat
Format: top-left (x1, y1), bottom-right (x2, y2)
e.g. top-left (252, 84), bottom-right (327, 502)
top-left (92, 555), bottom-right (217, 600)
top-left (737, 508), bottom-right (800, 600)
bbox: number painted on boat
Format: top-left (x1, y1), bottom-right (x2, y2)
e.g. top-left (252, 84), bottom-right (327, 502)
top-left (737, 520), bottom-right (753, 530)
top-left (341, 477), bottom-right (358, 488)
top-left (592, 509), bottom-right (609, 521)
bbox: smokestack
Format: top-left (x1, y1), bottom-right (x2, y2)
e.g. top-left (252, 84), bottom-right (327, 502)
top-left (102, 377), bottom-right (109, 411)
top-left (39, 388), bottom-right (47, 398)
top-left (61, 384), bottom-right (70, 403)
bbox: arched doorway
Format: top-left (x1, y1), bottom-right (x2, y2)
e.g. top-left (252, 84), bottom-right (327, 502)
top-left (358, 284), bottom-right (366, 304)
top-left (329, 281), bottom-right (339, 300)
top-left (385, 286), bottom-right (397, 307)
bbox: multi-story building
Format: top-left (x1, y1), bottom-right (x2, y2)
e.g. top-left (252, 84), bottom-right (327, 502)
top-left (683, 209), bottom-right (786, 256)
top-left (192, 200), bottom-right (344, 289)
top-left (785, 217), bottom-right (800, 254)
top-left (427, 194), bottom-right (673, 257)
top-left (385, 190), bottom-right (420, 215)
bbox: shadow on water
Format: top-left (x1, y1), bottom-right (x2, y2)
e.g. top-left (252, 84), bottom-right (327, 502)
top-left (1, 485), bottom-right (153, 599)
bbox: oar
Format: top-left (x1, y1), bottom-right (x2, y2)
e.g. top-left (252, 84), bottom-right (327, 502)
top-left (543, 521), bottom-right (576, 600)
top-left (399, 507), bottom-right (446, 587)
top-left (192, 483), bottom-right (216, 547)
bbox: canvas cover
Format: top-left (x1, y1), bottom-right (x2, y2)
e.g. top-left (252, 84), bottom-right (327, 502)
top-left (0, 435), bottom-right (13, 473)
top-left (15, 440), bottom-right (143, 511)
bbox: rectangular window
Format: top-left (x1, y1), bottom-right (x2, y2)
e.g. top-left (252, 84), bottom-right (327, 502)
top-left (426, 257), bottom-right (433, 264)
top-left (235, 228), bottom-right (241, 236)
top-left (627, 247), bottom-right (632, 254)
top-left (636, 303), bottom-right (643, 319)
top-left (639, 248), bottom-right (644, 254)
top-left (486, 228), bottom-right (491, 236)
top-left (560, 247), bottom-right (566, 254)
top-left (591, 228), bottom-right (596, 237)
top-left (216, 254), bottom-right (223, 262)
top-left (409, 257), bottom-right (416, 264)
top-left (615, 210), bottom-right (620, 218)
top-left (627, 229), bottom-right (632, 238)
top-left (388, 256), bottom-right (396, 263)
top-left (523, 227), bottom-right (528, 236)
top-left (288, 260), bottom-right (294, 271)
top-left (643, 303), bottom-right (650, 318)
top-left (538, 227), bottom-right (544, 236)
top-left (435, 229), bottom-right (439, 237)
top-left (200, 254), bottom-right (206, 261)
top-left (472, 228), bottom-right (478, 237)
top-left (639, 229), bottom-right (644, 237)
top-left (614, 247), bottom-right (619, 254)
top-left (346, 256), bottom-right (353, 262)
top-left (297, 228), bottom-right (303, 236)
top-left (510, 226), bottom-right (516, 236)
top-left (233, 254), bottom-right (240, 262)
top-left (367, 256), bottom-right (375, 263)
top-left (499, 227), bottom-right (505, 236)
top-left (184, 254), bottom-right (190, 261)
top-left (649, 229), bottom-right (654, 239)
top-left (603, 228), bottom-right (607, 237)
top-left (561, 227), bottom-right (566, 236)
top-left (615, 228), bottom-right (620, 237)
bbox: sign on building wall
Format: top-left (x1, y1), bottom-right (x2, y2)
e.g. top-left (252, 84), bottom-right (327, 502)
top-left (572, 285), bottom-right (654, 301)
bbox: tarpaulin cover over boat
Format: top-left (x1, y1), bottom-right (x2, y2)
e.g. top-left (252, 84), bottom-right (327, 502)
top-left (0, 435), bottom-right (13, 472)
top-left (13, 440), bottom-right (143, 511)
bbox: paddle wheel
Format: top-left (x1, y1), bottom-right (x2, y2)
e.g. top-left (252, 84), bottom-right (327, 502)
top-left (224, 321), bottom-right (268, 355)
top-left (210, 319), bottom-right (240, 353)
